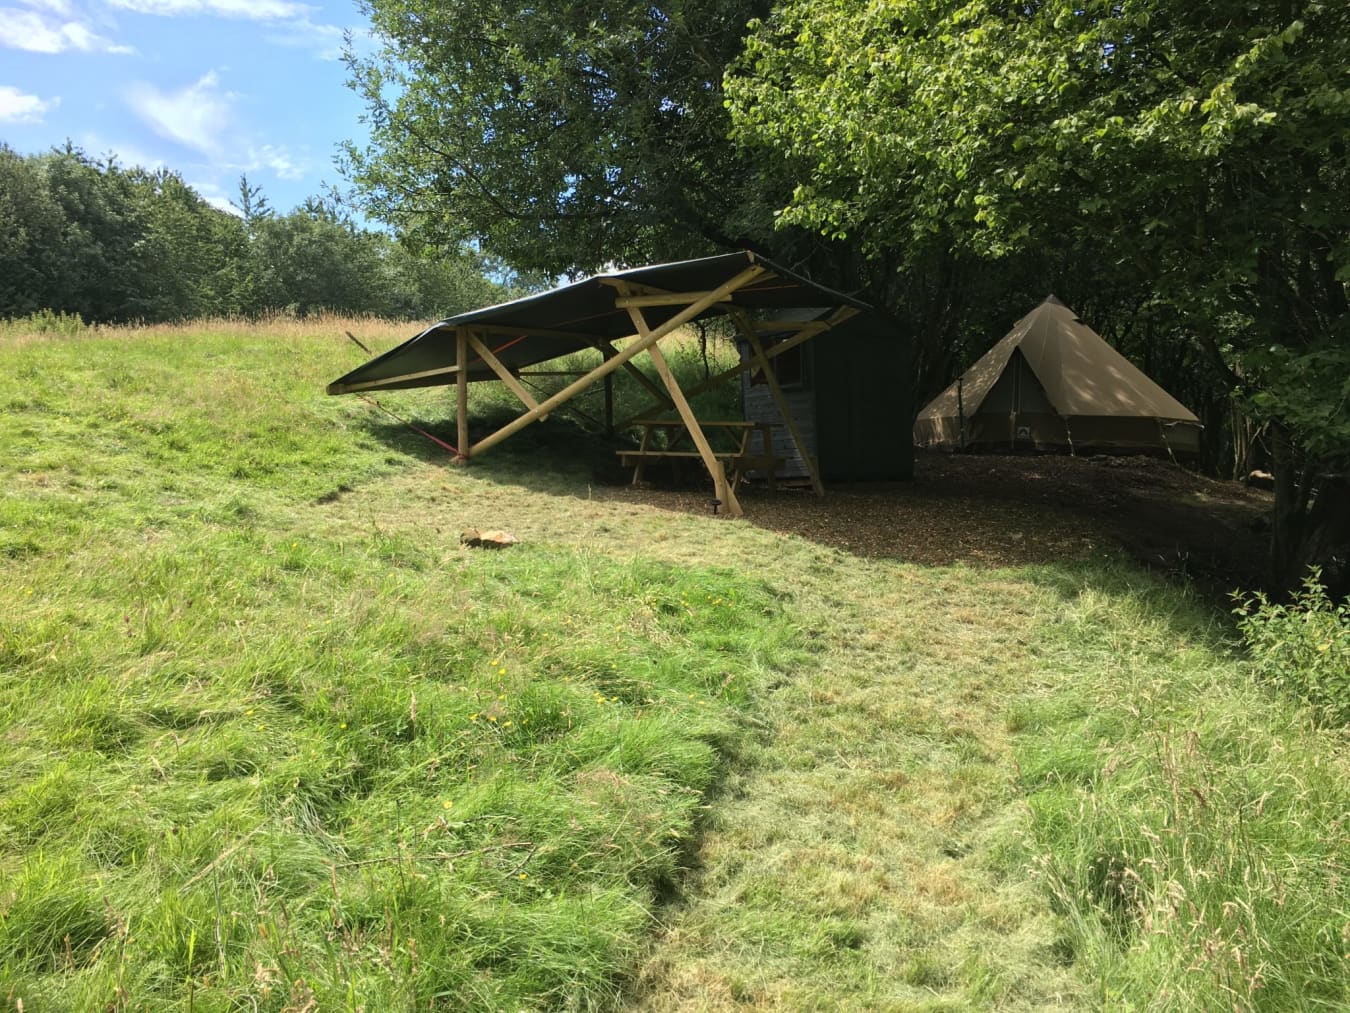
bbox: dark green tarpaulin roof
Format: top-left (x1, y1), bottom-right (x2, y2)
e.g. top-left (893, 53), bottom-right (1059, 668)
top-left (327, 251), bottom-right (874, 395)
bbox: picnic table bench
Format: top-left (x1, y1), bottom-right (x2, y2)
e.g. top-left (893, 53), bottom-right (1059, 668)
top-left (617, 418), bottom-right (785, 490)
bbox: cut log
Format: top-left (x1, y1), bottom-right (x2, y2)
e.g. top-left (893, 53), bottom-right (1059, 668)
top-left (461, 529), bottom-right (519, 549)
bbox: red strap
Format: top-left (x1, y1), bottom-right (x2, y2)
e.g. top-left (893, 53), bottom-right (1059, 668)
top-left (358, 395), bottom-right (460, 457)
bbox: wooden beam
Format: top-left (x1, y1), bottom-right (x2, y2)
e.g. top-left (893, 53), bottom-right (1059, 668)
top-left (597, 278), bottom-right (671, 297)
top-left (635, 308), bottom-right (742, 517)
top-left (618, 306), bottom-right (859, 428)
top-left (462, 322), bottom-right (612, 343)
top-left (614, 291), bottom-right (732, 309)
top-left (455, 328), bottom-right (469, 462)
top-left (734, 309), bottom-right (825, 497)
top-left (467, 264), bottom-right (769, 457)
top-left (466, 331), bottom-right (546, 419)
top-left (332, 362), bottom-right (461, 394)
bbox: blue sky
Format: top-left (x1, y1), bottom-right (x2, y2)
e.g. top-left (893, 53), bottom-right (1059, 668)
top-left (0, 0), bottom-right (376, 214)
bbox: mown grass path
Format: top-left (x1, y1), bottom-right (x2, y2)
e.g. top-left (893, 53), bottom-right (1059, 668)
top-left (629, 558), bottom-right (1084, 1009)
top-left (310, 469), bottom-right (1071, 1007)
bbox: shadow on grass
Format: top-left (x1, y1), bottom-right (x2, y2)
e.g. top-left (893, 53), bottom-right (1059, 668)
top-left (352, 399), bottom-right (1265, 616)
top-left (357, 402), bottom-right (633, 490)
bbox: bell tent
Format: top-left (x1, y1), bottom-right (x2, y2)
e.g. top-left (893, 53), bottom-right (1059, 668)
top-left (913, 296), bottom-right (1201, 456)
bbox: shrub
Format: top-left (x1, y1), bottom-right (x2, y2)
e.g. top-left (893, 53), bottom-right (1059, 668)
top-left (0, 309), bottom-right (91, 338)
top-left (1234, 569), bottom-right (1350, 725)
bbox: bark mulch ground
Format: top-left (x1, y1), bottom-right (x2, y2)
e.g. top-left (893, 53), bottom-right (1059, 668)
top-left (607, 450), bottom-right (1273, 595)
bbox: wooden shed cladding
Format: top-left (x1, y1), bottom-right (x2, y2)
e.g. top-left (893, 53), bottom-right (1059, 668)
top-left (739, 311), bottom-right (912, 483)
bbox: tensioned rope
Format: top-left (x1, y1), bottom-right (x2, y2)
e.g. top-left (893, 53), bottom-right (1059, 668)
top-left (349, 333), bottom-right (534, 458)
top-left (358, 395), bottom-right (459, 457)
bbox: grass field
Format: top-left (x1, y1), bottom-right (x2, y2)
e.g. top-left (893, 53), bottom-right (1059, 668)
top-left (2, 317), bottom-right (1347, 1011)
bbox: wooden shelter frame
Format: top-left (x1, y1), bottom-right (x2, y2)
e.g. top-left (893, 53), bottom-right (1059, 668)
top-left (333, 255), bottom-right (870, 518)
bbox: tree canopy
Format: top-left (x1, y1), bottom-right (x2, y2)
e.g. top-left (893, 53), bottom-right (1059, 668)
top-left (339, 0), bottom-right (808, 275)
top-left (725, 0), bottom-right (1349, 588)
top-left (0, 145), bottom-right (507, 325)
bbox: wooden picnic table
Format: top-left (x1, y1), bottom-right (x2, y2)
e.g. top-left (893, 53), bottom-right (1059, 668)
top-left (617, 418), bottom-right (784, 490)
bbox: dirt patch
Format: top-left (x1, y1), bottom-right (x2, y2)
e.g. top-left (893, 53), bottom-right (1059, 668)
top-left (607, 451), bottom-right (1272, 593)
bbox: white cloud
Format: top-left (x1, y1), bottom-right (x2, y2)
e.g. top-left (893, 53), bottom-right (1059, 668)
top-left (106, 0), bottom-right (312, 19)
top-left (77, 133), bottom-right (167, 171)
top-left (0, 84), bottom-right (59, 122)
top-left (246, 142), bottom-right (304, 179)
top-left (126, 70), bottom-right (235, 156)
top-left (19, 0), bottom-right (76, 15)
top-left (124, 70), bottom-right (310, 193)
top-left (264, 15), bottom-right (350, 60)
top-left (189, 179), bottom-right (243, 216)
top-left (0, 5), bottom-right (132, 52)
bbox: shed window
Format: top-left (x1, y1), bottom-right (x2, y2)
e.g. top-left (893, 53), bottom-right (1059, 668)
top-left (751, 339), bottom-right (804, 388)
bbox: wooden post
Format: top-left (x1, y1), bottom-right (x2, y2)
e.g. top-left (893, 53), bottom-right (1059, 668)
top-left (593, 342), bottom-right (623, 434)
top-left (467, 264), bottom-right (767, 458)
top-left (455, 327), bottom-right (469, 463)
top-left (631, 422), bottom-right (652, 485)
top-left (735, 310), bottom-right (825, 497)
top-left (604, 372), bottom-right (614, 434)
top-left (626, 301), bottom-right (741, 517)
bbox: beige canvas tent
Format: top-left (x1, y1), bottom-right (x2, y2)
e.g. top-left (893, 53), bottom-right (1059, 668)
top-left (913, 296), bottom-right (1202, 456)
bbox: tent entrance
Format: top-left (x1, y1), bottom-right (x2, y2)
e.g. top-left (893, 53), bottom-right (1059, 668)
top-left (978, 349), bottom-right (1062, 448)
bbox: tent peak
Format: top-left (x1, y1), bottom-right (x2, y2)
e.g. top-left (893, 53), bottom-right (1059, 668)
top-left (1043, 294), bottom-right (1066, 307)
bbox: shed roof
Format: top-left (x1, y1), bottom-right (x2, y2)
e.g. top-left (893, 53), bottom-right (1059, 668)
top-left (328, 250), bottom-right (872, 395)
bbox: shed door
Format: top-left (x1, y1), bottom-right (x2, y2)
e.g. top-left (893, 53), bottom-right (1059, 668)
top-left (814, 327), bottom-right (912, 481)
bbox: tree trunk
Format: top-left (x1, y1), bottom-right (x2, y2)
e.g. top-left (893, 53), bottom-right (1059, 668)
top-left (1268, 423), bottom-right (1308, 594)
top-left (1300, 474), bottom-right (1350, 601)
top-left (1229, 403), bottom-right (1265, 480)
top-left (1267, 423), bottom-right (1350, 599)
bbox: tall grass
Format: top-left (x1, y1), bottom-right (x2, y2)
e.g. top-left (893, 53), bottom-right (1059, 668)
top-left (1015, 565), bottom-right (1350, 1010)
top-left (0, 318), bottom-right (793, 1009)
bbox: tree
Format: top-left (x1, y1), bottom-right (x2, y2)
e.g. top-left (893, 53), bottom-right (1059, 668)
top-left (0, 145), bottom-right (511, 324)
top-left (0, 144), bottom-right (66, 317)
top-left (231, 174), bottom-right (273, 232)
top-left (372, 240), bottom-right (512, 320)
top-left (727, 0), bottom-right (1350, 593)
top-left (340, 0), bottom-right (807, 275)
top-left (250, 204), bottom-right (384, 316)
top-left (36, 145), bottom-right (144, 321)
top-left (131, 168), bottom-right (248, 320)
